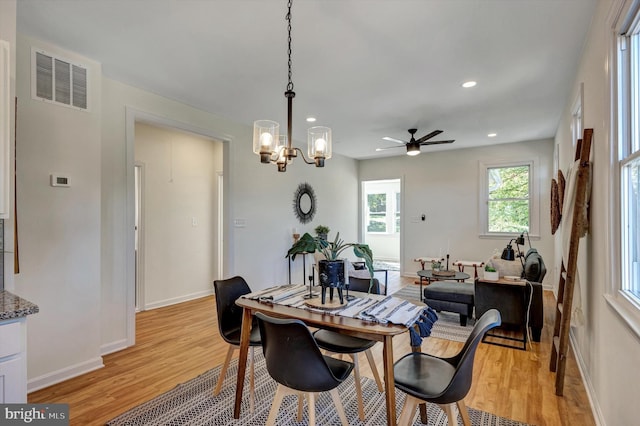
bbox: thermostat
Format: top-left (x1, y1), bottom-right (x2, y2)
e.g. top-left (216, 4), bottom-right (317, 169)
top-left (50, 174), bottom-right (70, 187)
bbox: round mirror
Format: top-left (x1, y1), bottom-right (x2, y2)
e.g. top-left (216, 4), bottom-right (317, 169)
top-left (293, 183), bottom-right (316, 224)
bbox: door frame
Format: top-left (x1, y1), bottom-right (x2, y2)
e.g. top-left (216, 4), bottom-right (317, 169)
top-left (124, 107), bottom-right (231, 346)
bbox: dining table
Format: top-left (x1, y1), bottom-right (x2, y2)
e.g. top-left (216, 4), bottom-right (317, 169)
top-left (233, 288), bottom-right (418, 426)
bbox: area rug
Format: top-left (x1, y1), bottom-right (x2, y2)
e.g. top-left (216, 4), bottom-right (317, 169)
top-left (106, 353), bottom-right (528, 426)
top-left (392, 284), bottom-right (474, 343)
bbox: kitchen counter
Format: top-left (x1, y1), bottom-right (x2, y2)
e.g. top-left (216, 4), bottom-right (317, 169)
top-left (0, 290), bottom-right (39, 320)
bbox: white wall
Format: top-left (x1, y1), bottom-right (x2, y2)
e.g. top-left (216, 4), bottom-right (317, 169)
top-left (134, 123), bottom-right (222, 309)
top-left (359, 139), bottom-right (555, 284)
top-left (553, 0), bottom-right (640, 424)
top-left (15, 34), bottom-right (103, 387)
top-left (1, 0), bottom-right (16, 291)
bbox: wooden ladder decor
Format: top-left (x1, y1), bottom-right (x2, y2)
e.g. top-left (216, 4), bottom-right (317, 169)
top-left (549, 128), bottom-right (593, 396)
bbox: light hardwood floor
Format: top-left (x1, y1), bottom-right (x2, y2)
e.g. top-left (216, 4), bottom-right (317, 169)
top-left (29, 275), bottom-right (595, 425)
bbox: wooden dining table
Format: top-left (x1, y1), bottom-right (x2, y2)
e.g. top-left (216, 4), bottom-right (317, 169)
top-left (233, 290), bottom-right (413, 426)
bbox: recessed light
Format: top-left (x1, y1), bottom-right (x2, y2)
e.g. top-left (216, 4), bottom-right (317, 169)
top-left (306, 117), bottom-right (316, 122)
top-left (462, 81), bottom-right (477, 88)
top-left (488, 133), bottom-right (497, 137)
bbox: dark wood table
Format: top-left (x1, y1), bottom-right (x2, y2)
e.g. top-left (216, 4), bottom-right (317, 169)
top-left (234, 291), bottom-right (411, 425)
top-left (416, 269), bottom-right (470, 302)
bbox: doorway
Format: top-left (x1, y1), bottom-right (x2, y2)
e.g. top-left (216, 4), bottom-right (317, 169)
top-left (362, 179), bottom-right (401, 268)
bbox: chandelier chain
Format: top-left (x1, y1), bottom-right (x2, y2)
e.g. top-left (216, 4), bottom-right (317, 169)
top-left (286, 0), bottom-right (294, 92)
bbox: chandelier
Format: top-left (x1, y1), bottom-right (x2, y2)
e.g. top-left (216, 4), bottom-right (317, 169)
top-left (252, 0), bottom-right (332, 172)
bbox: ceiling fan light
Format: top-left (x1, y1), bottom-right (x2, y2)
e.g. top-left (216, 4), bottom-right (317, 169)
top-left (406, 142), bottom-right (420, 156)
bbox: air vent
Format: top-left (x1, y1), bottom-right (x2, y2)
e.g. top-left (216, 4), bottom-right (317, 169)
top-left (32, 48), bottom-right (88, 111)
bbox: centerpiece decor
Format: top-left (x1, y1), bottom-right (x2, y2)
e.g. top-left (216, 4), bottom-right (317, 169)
top-left (287, 232), bottom-right (374, 306)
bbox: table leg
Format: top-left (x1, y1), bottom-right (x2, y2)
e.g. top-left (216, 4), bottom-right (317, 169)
top-left (233, 307), bottom-right (252, 418)
top-left (382, 335), bottom-right (397, 426)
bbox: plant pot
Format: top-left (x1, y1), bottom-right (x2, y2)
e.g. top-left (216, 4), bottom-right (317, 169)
top-left (484, 270), bottom-right (499, 281)
top-left (318, 259), bottom-right (345, 304)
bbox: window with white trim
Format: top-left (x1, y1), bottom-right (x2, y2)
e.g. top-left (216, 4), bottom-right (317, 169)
top-left (479, 160), bottom-right (539, 237)
top-left (615, 1), bottom-right (640, 305)
top-left (364, 181), bottom-right (400, 235)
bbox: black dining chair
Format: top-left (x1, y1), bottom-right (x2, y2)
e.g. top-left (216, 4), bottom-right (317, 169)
top-left (256, 312), bottom-right (353, 426)
top-left (312, 276), bottom-right (383, 421)
top-left (393, 309), bottom-right (502, 426)
top-left (212, 276), bottom-right (261, 412)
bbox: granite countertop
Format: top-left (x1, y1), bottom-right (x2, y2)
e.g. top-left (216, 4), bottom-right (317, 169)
top-left (0, 290), bottom-right (39, 320)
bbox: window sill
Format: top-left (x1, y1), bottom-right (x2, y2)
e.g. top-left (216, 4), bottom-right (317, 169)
top-left (604, 293), bottom-right (640, 341)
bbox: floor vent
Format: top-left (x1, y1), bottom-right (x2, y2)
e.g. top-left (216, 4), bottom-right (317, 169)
top-left (32, 48), bottom-right (88, 111)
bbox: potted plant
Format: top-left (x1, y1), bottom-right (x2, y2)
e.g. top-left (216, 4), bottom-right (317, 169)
top-left (287, 232), bottom-right (375, 300)
top-left (314, 225), bottom-right (330, 240)
top-left (484, 264), bottom-right (499, 281)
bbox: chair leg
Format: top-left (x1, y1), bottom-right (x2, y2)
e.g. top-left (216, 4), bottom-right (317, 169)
top-left (249, 346), bottom-right (255, 413)
top-left (364, 348), bottom-right (384, 391)
top-left (297, 392), bottom-right (304, 422)
top-left (329, 388), bottom-right (349, 426)
top-left (213, 345), bottom-right (234, 396)
top-left (308, 392), bottom-right (316, 426)
top-left (266, 384), bottom-right (287, 426)
top-left (439, 403), bottom-right (458, 426)
top-left (398, 394), bottom-right (420, 425)
top-left (456, 399), bottom-right (471, 426)
top-left (349, 354), bottom-right (365, 421)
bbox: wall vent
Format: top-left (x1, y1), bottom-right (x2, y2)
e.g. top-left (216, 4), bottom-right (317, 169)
top-left (31, 48), bottom-right (88, 111)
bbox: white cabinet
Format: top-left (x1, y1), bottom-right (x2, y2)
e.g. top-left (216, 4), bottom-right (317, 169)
top-left (0, 39), bottom-right (10, 218)
top-left (0, 318), bottom-right (27, 403)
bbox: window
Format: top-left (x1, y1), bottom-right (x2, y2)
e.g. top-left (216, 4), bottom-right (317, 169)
top-left (607, 0), bottom-right (640, 335)
top-left (479, 160), bottom-right (538, 237)
top-left (367, 193), bottom-right (387, 232)
top-left (364, 181), bottom-right (401, 234)
top-left (614, 1), bottom-right (640, 305)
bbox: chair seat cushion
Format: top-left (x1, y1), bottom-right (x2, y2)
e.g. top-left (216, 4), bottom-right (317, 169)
top-left (323, 354), bottom-right (354, 382)
top-left (223, 324), bottom-right (261, 346)
top-left (394, 352), bottom-right (456, 403)
top-left (313, 329), bottom-right (376, 353)
top-left (423, 281), bottom-right (474, 304)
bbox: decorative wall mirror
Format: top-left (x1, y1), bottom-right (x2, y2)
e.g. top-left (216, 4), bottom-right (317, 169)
top-left (293, 182), bottom-right (316, 224)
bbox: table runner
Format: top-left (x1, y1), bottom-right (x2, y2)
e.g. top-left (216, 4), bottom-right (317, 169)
top-left (242, 284), bottom-right (438, 345)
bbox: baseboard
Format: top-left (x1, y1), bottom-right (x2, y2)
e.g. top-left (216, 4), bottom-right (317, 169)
top-left (101, 338), bottom-right (128, 356)
top-left (569, 330), bottom-right (605, 426)
top-left (144, 288), bottom-right (213, 311)
top-left (27, 356), bottom-right (104, 393)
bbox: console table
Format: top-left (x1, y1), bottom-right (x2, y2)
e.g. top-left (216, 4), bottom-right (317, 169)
top-left (475, 278), bottom-right (531, 350)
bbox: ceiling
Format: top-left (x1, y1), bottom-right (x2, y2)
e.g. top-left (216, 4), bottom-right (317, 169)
top-left (16, 0), bottom-right (597, 160)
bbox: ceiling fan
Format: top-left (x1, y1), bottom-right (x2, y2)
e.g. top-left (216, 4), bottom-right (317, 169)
top-left (378, 129), bottom-right (454, 156)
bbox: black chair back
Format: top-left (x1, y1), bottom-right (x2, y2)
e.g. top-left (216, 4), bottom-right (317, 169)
top-left (439, 309), bottom-right (502, 403)
top-left (213, 276), bottom-right (252, 345)
top-left (256, 312), bottom-right (350, 392)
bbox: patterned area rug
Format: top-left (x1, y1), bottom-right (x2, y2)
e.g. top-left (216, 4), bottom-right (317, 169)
top-left (392, 284), bottom-right (474, 343)
top-left (106, 352), bottom-right (528, 426)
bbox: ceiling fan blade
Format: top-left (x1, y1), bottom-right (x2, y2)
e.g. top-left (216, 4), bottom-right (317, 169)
top-left (420, 139), bottom-right (455, 146)
top-left (416, 130), bottom-right (443, 143)
top-left (376, 145), bottom-right (406, 151)
top-left (382, 136), bottom-right (407, 144)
